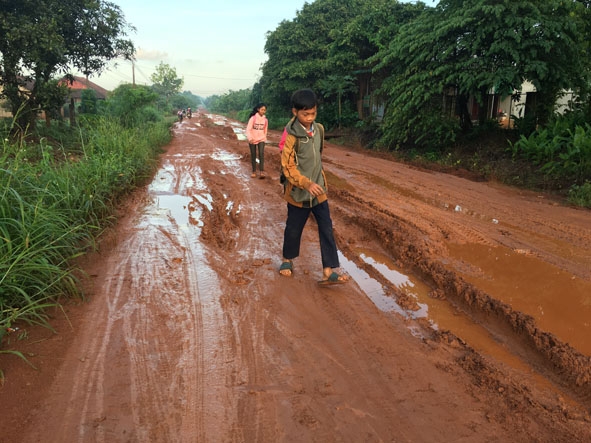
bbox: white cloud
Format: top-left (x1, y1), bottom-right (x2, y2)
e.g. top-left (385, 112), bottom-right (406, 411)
top-left (135, 48), bottom-right (169, 61)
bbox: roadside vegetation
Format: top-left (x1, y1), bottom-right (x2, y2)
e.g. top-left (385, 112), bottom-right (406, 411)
top-left (0, 86), bottom-right (172, 368)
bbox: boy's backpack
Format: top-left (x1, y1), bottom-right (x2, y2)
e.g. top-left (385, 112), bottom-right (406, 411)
top-left (279, 124), bottom-right (324, 185)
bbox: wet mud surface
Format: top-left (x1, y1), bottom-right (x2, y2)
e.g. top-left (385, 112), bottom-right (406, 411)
top-left (1, 112), bottom-right (591, 442)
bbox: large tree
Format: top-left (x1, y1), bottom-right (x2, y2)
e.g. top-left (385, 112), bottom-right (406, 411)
top-left (374, 0), bottom-right (587, 146)
top-left (260, 0), bottom-right (368, 115)
top-left (150, 62), bottom-right (183, 107)
top-left (259, 0), bottom-right (427, 127)
top-left (0, 0), bottom-right (134, 132)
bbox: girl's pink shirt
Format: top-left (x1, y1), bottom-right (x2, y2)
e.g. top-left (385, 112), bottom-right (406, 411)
top-left (246, 113), bottom-right (268, 144)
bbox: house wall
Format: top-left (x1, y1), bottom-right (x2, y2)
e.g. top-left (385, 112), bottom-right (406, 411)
top-left (0, 85), bottom-right (12, 118)
top-left (0, 106), bottom-right (11, 118)
top-left (480, 81), bottom-right (574, 129)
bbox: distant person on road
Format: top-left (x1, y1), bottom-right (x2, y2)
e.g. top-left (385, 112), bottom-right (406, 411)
top-left (278, 88), bottom-right (349, 286)
top-left (246, 103), bottom-right (268, 179)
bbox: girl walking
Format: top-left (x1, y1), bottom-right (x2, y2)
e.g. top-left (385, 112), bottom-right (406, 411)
top-left (246, 103), bottom-right (268, 178)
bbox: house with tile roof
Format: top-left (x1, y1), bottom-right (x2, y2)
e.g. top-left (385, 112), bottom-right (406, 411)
top-left (0, 76), bottom-right (110, 121)
top-left (60, 76), bottom-right (110, 120)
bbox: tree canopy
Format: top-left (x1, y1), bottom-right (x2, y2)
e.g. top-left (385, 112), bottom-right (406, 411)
top-left (150, 62), bottom-right (184, 106)
top-left (256, 0), bottom-right (591, 144)
top-left (0, 0), bottom-right (135, 132)
top-left (374, 0), bottom-right (586, 142)
top-left (260, 0), bottom-right (370, 114)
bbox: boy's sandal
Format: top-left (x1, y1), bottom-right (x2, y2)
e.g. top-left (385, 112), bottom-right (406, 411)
top-left (318, 272), bottom-right (349, 286)
top-left (279, 260), bottom-right (293, 277)
top-left (259, 171), bottom-right (266, 179)
top-left (251, 172), bottom-right (257, 178)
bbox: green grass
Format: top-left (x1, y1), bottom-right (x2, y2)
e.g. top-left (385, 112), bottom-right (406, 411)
top-left (0, 114), bottom-right (171, 359)
top-left (568, 181), bottom-right (591, 208)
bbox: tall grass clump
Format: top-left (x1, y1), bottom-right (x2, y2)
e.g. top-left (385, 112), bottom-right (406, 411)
top-left (1, 112), bottom-right (171, 353)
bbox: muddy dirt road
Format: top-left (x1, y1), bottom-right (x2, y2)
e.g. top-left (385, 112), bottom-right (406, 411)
top-left (1, 112), bottom-right (590, 442)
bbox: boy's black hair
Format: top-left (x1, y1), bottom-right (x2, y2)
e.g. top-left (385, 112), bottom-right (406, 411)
top-left (291, 89), bottom-right (317, 111)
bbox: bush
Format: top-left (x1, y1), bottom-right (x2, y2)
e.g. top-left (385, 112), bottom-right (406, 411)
top-left (510, 116), bottom-right (591, 188)
top-left (568, 181), bottom-right (591, 208)
top-left (379, 104), bottom-right (460, 152)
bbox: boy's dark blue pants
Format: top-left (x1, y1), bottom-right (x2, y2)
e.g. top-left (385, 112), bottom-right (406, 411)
top-left (282, 201), bottom-right (340, 269)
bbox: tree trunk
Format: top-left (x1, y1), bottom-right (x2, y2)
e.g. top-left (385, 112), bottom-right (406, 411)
top-left (69, 98), bottom-right (76, 126)
top-left (455, 94), bottom-right (472, 131)
top-left (478, 88), bottom-right (489, 125)
top-left (534, 88), bottom-right (559, 128)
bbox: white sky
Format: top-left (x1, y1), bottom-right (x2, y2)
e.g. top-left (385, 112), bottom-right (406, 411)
top-left (84, 0), bottom-right (437, 98)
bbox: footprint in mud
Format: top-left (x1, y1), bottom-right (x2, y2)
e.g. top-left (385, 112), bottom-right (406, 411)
top-left (251, 258), bottom-right (271, 267)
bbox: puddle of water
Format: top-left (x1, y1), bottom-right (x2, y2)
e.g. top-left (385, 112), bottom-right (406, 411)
top-left (231, 127), bottom-right (247, 141)
top-left (340, 249), bottom-right (558, 392)
top-left (211, 151), bottom-right (242, 162)
top-left (358, 251), bottom-right (431, 319)
top-left (157, 195), bottom-right (193, 226)
top-left (339, 252), bottom-right (408, 318)
top-left (140, 194), bottom-right (204, 228)
top-left (447, 242), bottom-right (591, 356)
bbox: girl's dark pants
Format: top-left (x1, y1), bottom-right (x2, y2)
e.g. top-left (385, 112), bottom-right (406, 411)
top-left (282, 201), bottom-right (340, 269)
top-left (249, 142), bottom-right (265, 172)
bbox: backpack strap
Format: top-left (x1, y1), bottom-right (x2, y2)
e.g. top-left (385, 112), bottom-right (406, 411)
top-left (317, 123), bottom-right (324, 153)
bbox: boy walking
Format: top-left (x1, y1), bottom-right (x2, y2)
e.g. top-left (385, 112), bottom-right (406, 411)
top-left (278, 89), bottom-right (349, 285)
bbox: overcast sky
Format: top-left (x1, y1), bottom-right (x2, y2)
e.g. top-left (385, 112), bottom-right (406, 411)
top-left (85, 0), bottom-right (437, 98)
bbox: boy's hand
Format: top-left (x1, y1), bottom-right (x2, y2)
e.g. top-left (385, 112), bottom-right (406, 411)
top-left (307, 182), bottom-right (324, 197)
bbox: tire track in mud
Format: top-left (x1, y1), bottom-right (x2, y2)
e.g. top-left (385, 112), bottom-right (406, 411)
top-left (184, 120), bottom-right (306, 443)
top-left (181, 123), bottom-right (291, 441)
top-left (22, 220), bottom-right (209, 442)
top-left (144, 132), bottom-right (249, 441)
top-left (23, 125), bottom-right (250, 442)
top-left (196, 164), bottom-right (288, 439)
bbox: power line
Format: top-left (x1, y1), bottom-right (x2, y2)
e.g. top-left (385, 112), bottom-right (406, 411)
top-left (183, 74), bottom-right (255, 81)
top-left (133, 64), bottom-right (152, 83)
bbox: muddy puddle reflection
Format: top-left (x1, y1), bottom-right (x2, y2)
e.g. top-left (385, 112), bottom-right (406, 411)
top-left (339, 247), bottom-right (576, 393)
top-left (447, 242), bottom-right (591, 356)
